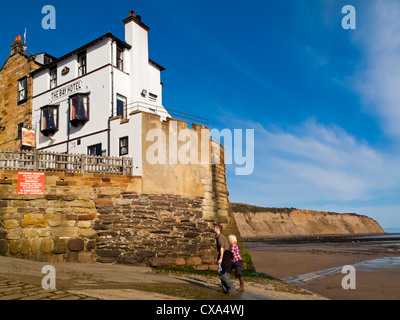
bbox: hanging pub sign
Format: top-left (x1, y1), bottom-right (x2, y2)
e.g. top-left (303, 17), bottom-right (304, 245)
top-left (17, 172), bottom-right (45, 195)
top-left (61, 66), bottom-right (70, 76)
top-left (21, 128), bottom-right (35, 148)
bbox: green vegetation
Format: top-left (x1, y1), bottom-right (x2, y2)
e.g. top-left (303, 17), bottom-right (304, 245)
top-left (230, 203), bottom-right (297, 214)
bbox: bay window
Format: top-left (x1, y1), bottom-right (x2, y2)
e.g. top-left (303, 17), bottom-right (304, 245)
top-left (70, 93), bottom-right (90, 126)
top-left (40, 105), bottom-right (59, 136)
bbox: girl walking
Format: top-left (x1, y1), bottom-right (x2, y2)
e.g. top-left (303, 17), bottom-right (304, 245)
top-left (228, 234), bottom-right (245, 292)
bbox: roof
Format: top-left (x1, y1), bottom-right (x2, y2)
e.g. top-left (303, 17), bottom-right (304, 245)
top-left (30, 32), bottom-right (132, 75)
top-left (149, 58), bottom-right (166, 72)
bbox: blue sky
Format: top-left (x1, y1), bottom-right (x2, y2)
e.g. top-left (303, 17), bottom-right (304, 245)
top-left (1, 0), bottom-right (399, 229)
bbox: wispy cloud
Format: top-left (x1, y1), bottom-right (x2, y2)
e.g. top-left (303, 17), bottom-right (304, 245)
top-left (353, 0), bottom-right (400, 139)
top-left (224, 115), bottom-right (400, 207)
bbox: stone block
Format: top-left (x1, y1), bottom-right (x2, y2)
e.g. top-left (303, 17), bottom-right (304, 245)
top-left (69, 200), bottom-right (94, 208)
top-left (31, 238), bottom-right (40, 255)
top-left (54, 239), bottom-right (67, 254)
top-left (23, 228), bottom-right (38, 238)
top-left (149, 257), bottom-right (173, 267)
top-left (67, 238), bottom-right (84, 252)
top-left (86, 240), bottom-right (96, 250)
top-left (77, 251), bottom-right (93, 263)
top-left (172, 258), bottom-right (186, 266)
top-left (0, 239), bottom-right (9, 255)
top-left (21, 239), bottom-right (31, 255)
top-left (77, 221), bottom-right (92, 228)
top-left (80, 229), bottom-right (97, 238)
top-left (52, 226), bottom-right (79, 238)
top-left (186, 257), bottom-right (202, 266)
top-left (4, 220), bottom-right (19, 229)
top-left (94, 198), bottom-right (113, 206)
top-left (41, 238), bottom-right (53, 254)
top-left (9, 240), bottom-right (20, 255)
top-left (37, 228), bottom-right (51, 237)
top-left (6, 228), bottom-right (22, 240)
top-left (202, 255), bottom-right (215, 264)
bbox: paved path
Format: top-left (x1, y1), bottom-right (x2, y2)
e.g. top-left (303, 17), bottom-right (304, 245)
top-left (0, 276), bottom-right (98, 300)
top-left (0, 256), bottom-right (324, 300)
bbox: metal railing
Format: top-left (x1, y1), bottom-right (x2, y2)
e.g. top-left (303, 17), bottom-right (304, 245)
top-left (0, 149), bottom-right (133, 175)
top-left (127, 101), bottom-right (209, 127)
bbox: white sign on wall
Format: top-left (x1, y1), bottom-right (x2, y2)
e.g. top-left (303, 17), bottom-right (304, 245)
top-left (50, 80), bottom-right (84, 101)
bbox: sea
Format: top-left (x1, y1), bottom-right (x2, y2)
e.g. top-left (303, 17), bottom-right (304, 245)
top-left (384, 227), bottom-right (400, 234)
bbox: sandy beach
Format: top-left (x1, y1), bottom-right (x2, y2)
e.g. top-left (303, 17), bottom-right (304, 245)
top-left (246, 237), bottom-right (400, 300)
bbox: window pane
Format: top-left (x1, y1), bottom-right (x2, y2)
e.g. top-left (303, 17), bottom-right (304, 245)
top-left (120, 137), bottom-right (128, 155)
top-left (88, 144), bottom-right (102, 156)
top-left (50, 68), bottom-right (57, 88)
top-left (117, 95), bottom-right (127, 118)
top-left (18, 78), bottom-right (27, 102)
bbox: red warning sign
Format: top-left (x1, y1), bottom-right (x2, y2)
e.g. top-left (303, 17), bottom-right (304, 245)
top-left (17, 172), bottom-right (45, 195)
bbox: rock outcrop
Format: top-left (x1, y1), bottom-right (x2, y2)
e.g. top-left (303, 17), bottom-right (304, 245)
top-left (231, 203), bottom-right (385, 238)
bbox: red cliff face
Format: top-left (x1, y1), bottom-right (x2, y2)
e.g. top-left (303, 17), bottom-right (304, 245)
top-left (231, 204), bottom-right (385, 238)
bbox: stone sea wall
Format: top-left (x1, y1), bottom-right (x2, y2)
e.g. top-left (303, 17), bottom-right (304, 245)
top-left (0, 170), bottom-right (217, 268)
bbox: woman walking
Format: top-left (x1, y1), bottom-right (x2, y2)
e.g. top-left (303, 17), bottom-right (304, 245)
top-left (228, 234), bottom-right (245, 292)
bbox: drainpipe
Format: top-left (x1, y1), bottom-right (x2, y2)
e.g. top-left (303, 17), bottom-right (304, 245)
top-left (108, 39), bottom-right (114, 157)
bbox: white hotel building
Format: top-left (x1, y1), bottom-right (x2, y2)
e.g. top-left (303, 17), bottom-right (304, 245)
top-left (31, 11), bottom-right (175, 176)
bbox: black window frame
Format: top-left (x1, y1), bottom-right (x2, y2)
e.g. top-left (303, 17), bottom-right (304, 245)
top-left (78, 51), bottom-right (87, 76)
top-left (17, 77), bottom-right (28, 104)
top-left (119, 136), bottom-right (128, 156)
top-left (69, 93), bottom-right (90, 127)
top-left (40, 105), bottom-right (59, 136)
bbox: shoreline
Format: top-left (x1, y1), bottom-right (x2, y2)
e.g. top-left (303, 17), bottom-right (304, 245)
top-left (243, 233), bottom-right (400, 244)
top-left (246, 237), bottom-right (400, 300)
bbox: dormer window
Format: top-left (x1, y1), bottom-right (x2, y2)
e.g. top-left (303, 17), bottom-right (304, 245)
top-left (40, 105), bottom-right (59, 136)
top-left (70, 93), bottom-right (89, 127)
top-left (78, 52), bottom-right (87, 76)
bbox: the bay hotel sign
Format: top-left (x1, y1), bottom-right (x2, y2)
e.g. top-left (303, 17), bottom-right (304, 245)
top-left (50, 80), bottom-right (84, 102)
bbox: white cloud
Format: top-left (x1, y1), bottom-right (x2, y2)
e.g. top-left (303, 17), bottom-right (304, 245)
top-left (226, 117), bottom-right (400, 206)
top-left (353, 0), bottom-right (400, 139)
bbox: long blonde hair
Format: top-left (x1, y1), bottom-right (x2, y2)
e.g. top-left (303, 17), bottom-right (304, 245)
top-left (228, 234), bottom-right (237, 245)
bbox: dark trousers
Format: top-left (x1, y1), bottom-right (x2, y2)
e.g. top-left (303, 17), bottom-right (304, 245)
top-left (219, 250), bottom-right (234, 290)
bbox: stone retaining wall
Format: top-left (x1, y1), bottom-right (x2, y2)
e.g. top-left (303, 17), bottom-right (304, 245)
top-left (0, 170), bottom-right (217, 268)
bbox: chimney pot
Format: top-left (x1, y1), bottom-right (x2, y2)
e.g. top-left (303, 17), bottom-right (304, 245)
top-left (130, 10), bottom-right (135, 17)
top-left (11, 36), bottom-right (26, 55)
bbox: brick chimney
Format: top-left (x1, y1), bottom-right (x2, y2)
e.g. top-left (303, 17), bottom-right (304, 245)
top-left (11, 36), bottom-right (26, 55)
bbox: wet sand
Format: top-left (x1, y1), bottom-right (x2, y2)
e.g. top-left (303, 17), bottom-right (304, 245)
top-left (246, 239), bottom-right (400, 300)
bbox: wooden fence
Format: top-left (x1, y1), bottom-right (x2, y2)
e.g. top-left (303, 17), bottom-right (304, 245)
top-left (0, 150), bottom-right (133, 175)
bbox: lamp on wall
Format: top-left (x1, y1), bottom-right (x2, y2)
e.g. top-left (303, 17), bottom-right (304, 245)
top-left (141, 89), bottom-right (147, 97)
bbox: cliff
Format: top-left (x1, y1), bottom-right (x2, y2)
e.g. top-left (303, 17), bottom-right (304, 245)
top-left (231, 203), bottom-right (385, 238)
